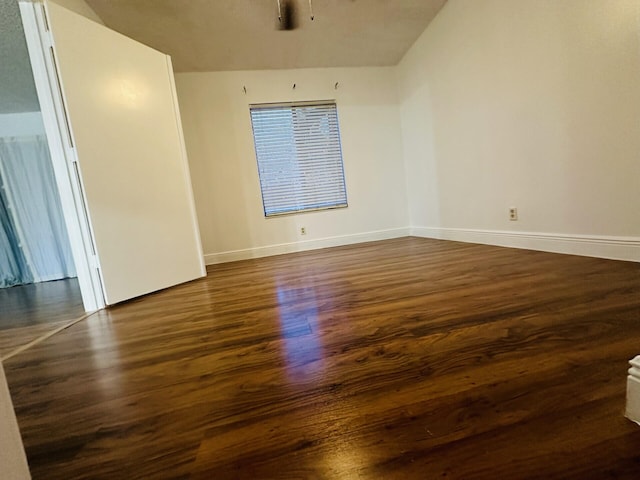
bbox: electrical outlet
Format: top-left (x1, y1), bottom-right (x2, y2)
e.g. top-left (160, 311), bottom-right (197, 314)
top-left (300, 226), bottom-right (306, 235)
top-left (509, 207), bottom-right (518, 221)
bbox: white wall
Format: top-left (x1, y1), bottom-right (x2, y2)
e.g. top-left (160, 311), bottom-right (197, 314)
top-left (0, 112), bottom-right (45, 137)
top-left (176, 67), bottom-right (409, 263)
top-left (0, 363), bottom-right (30, 479)
top-left (397, 0), bottom-right (640, 259)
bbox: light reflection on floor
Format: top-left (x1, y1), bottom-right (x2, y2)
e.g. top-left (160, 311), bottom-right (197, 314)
top-left (86, 311), bottom-right (123, 399)
top-left (275, 284), bottom-right (326, 383)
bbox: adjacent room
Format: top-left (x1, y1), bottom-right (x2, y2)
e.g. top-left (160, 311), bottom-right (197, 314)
top-left (0, 0), bottom-right (83, 359)
top-left (1, 0), bottom-right (639, 478)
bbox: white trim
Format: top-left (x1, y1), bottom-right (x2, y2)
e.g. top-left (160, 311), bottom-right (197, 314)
top-left (19, 1), bottom-right (105, 311)
top-left (166, 56), bottom-right (206, 278)
top-left (627, 356), bottom-right (640, 425)
top-left (205, 226), bottom-right (640, 265)
top-left (204, 228), bottom-right (410, 265)
top-left (410, 226), bottom-right (640, 262)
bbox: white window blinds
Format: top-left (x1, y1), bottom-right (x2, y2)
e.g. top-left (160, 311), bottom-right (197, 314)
top-left (250, 101), bottom-right (348, 217)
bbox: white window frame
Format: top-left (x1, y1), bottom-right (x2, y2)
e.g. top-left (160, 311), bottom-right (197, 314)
top-left (249, 100), bottom-right (348, 218)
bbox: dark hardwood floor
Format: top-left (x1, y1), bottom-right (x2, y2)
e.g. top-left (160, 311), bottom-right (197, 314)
top-left (0, 278), bottom-right (84, 358)
top-left (4, 237), bottom-right (640, 479)
top-left (0, 277), bottom-right (83, 330)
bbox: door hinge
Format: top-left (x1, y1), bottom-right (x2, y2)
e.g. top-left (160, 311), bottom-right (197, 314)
top-left (42, 31), bottom-right (53, 48)
top-left (69, 151), bottom-right (78, 164)
top-left (45, 29), bottom-right (55, 47)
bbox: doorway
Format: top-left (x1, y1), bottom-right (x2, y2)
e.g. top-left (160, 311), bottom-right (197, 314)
top-left (0, 0), bottom-right (90, 358)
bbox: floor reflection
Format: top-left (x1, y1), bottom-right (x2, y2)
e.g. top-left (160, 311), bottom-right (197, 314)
top-left (85, 311), bottom-right (123, 399)
top-left (275, 284), bottom-right (326, 383)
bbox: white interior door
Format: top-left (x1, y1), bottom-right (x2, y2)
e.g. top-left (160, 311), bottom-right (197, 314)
top-left (37, 1), bottom-right (205, 305)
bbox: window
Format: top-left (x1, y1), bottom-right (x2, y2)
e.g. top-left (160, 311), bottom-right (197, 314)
top-left (250, 101), bottom-right (348, 217)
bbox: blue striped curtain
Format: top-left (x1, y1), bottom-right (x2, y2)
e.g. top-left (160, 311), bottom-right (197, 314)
top-left (0, 135), bottom-right (76, 288)
top-left (0, 175), bottom-right (33, 287)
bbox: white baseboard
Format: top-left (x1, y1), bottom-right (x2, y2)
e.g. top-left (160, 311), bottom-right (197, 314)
top-left (204, 226), bottom-right (640, 265)
top-left (411, 226), bottom-right (640, 262)
top-left (627, 357), bottom-right (640, 425)
top-left (203, 228), bottom-right (410, 265)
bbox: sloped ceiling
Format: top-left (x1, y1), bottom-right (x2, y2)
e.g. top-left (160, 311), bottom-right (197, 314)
top-left (1, 0), bottom-right (447, 113)
top-left (85, 0), bottom-right (447, 72)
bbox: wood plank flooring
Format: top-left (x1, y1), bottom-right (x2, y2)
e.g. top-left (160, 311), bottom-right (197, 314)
top-left (0, 278), bottom-right (84, 358)
top-left (4, 237), bottom-right (640, 479)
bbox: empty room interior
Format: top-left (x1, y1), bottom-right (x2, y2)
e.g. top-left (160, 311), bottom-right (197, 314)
top-left (1, 0), bottom-right (640, 478)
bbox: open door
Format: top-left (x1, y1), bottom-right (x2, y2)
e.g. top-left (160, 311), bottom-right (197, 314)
top-left (20, 1), bottom-right (205, 306)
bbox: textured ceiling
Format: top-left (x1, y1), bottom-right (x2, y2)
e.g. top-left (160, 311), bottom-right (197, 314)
top-left (1, 0), bottom-right (446, 113)
top-left (0, 0), bottom-right (40, 114)
top-left (85, 0), bottom-right (447, 72)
